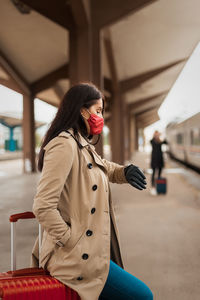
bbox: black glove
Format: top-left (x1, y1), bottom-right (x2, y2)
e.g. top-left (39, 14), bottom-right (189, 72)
top-left (124, 164), bottom-right (147, 191)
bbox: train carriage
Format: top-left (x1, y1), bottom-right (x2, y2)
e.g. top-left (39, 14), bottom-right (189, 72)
top-left (166, 112), bottom-right (200, 171)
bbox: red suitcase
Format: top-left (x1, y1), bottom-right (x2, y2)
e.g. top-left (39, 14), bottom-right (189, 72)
top-left (0, 212), bottom-right (81, 300)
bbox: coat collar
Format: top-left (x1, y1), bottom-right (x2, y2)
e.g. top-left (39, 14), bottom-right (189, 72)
top-left (58, 129), bottom-right (95, 150)
top-left (59, 129), bottom-right (105, 169)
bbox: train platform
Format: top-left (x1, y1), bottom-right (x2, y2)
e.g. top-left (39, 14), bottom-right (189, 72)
top-left (0, 152), bottom-right (200, 300)
top-left (0, 150), bottom-right (22, 161)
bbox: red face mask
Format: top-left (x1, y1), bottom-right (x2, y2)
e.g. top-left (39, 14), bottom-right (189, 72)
top-left (86, 111), bottom-right (104, 135)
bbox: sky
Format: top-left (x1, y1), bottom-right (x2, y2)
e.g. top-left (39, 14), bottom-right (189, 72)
top-left (158, 41), bottom-right (200, 124)
top-left (0, 86), bottom-right (57, 124)
top-left (0, 86), bottom-right (57, 136)
top-left (145, 41), bottom-right (200, 141)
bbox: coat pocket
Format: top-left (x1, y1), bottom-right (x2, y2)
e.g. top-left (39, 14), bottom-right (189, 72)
top-left (40, 235), bottom-right (56, 270)
top-left (53, 227), bottom-right (86, 265)
top-left (64, 227), bottom-right (85, 252)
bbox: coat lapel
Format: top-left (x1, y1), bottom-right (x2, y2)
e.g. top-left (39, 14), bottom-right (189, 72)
top-left (86, 146), bottom-right (106, 170)
top-left (60, 129), bottom-right (107, 171)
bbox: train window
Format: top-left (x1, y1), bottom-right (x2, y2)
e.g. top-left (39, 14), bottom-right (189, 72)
top-left (176, 133), bottom-right (183, 144)
top-left (190, 128), bottom-right (200, 145)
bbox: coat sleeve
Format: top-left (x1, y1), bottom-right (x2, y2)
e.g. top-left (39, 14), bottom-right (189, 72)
top-left (150, 139), bottom-right (154, 145)
top-left (33, 136), bottom-right (74, 246)
top-left (102, 158), bottom-right (128, 184)
top-left (162, 139), bottom-right (168, 145)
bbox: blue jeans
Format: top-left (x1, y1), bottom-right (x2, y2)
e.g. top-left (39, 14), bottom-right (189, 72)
top-left (99, 260), bottom-right (153, 300)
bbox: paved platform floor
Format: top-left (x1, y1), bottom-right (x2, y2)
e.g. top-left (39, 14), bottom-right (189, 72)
top-left (0, 152), bottom-right (200, 300)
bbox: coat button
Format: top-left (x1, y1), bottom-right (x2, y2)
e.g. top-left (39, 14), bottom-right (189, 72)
top-left (91, 208), bottom-right (96, 214)
top-left (86, 230), bottom-right (93, 236)
top-left (77, 276), bottom-right (83, 281)
top-left (82, 253), bottom-right (89, 260)
top-left (92, 184), bottom-right (97, 191)
top-left (87, 163), bottom-right (93, 169)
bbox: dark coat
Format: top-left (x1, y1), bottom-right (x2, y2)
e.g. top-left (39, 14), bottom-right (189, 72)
top-left (150, 138), bottom-right (167, 169)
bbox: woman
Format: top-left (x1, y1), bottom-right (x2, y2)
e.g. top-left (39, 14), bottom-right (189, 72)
top-left (150, 130), bottom-right (167, 195)
top-left (32, 83), bottom-right (153, 300)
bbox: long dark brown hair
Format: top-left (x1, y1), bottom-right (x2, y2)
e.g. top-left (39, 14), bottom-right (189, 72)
top-left (38, 82), bottom-right (104, 172)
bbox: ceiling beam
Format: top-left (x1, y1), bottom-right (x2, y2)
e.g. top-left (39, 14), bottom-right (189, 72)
top-left (129, 91), bottom-right (168, 111)
top-left (0, 53), bottom-right (111, 98)
top-left (104, 91), bottom-right (167, 114)
top-left (103, 28), bottom-right (118, 107)
top-left (137, 117), bottom-right (158, 128)
top-left (0, 78), bottom-right (23, 95)
top-left (120, 58), bottom-right (186, 93)
top-left (36, 95), bottom-right (59, 108)
top-left (129, 91), bottom-right (167, 109)
top-left (30, 60), bottom-right (111, 95)
top-left (69, 0), bottom-right (89, 27)
top-left (104, 29), bottom-right (118, 83)
top-left (104, 77), bottom-right (112, 94)
top-left (137, 115), bottom-right (159, 128)
top-left (137, 111), bottom-right (159, 124)
top-left (0, 50), bottom-right (30, 95)
top-left (31, 64), bottom-right (69, 94)
top-left (136, 113), bottom-right (159, 127)
top-left (54, 84), bottom-right (65, 101)
top-left (91, 0), bottom-right (157, 28)
top-left (136, 106), bottom-right (158, 121)
top-left (131, 97), bottom-right (164, 115)
top-left (21, 0), bottom-right (75, 30)
top-left (31, 69), bottom-right (111, 96)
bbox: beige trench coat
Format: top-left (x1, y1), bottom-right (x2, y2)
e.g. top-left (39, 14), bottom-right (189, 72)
top-left (31, 129), bottom-right (127, 300)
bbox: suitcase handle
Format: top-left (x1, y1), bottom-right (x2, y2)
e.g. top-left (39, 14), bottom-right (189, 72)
top-left (9, 212), bottom-right (42, 271)
top-left (9, 212), bottom-right (35, 222)
top-left (5, 267), bottom-right (48, 278)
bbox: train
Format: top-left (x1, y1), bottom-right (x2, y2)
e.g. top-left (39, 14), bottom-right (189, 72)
top-left (166, 112), bottom-right (200, 173)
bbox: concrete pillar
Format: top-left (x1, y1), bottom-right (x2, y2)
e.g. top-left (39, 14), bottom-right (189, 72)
top-left (141, 128), bottom-right (145, 151)
top-left (104, 118), bottom-right (112, 161)
top-left (23, 94), bottom-right (36, 172)
top-left (69, 27), bottom-right (91, 84)
top-left (124, 103), bottom-right (130, 162)
top-left (127, 111), bottom-right (133, 162)
top-left (110, 89), bottom-right (127, 165)
top-left (69, 24), bottom-right (103, 156)
top-left (103, 29), bottom-right (127, 164)
top-left (129, 114), bottom-right (138, 158)
top-left (135, 121), bottom-right (139, 151)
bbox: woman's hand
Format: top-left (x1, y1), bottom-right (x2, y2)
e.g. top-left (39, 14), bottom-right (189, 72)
top-left (124, 164), bottom-right (147, 190)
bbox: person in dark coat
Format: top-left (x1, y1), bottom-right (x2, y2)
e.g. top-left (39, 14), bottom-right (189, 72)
top-left (150, 130), bottom-right (167, 195)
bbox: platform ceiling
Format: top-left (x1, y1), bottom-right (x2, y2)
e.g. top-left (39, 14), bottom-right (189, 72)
top-left (0, 0), bottom-right (200, 126)
top-left (0, 112), bottom-right (45, 128)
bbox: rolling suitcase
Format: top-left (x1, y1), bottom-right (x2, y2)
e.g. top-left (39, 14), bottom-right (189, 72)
top-left (0, 212), bottom-right (80, 300)
top-left (156, 177), bottom-right (167, 194)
